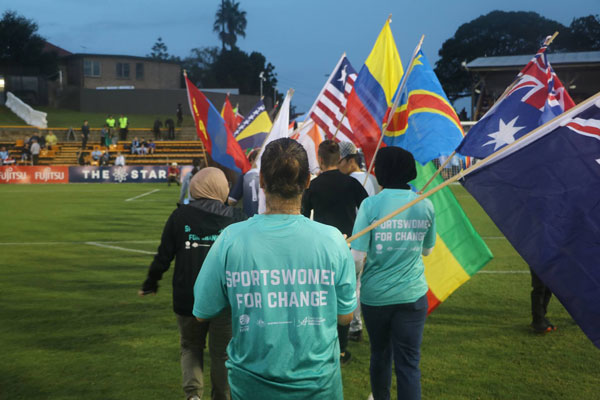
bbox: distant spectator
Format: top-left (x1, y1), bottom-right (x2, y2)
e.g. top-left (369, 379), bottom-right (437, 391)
top-left (20, 138), bottom-right (30, 162)
top-left (78, 150), bottom-right (87, 165)
top-left (179, 157), bottom-right (202, 205)
top-left (91, 148), bottom-right (103, 163)
top-left (30, 139), bottom-right (41, 165)
top-left (45, 131), bottom-right (58, 150)
top-left (115, 152), bottom-right (126, 166)
top-left (147, 139), bottom-right (156, 155)
top-left (0, 146), bottom-right (15, 165)
top-left (153, 118), bottom-right (163, 140)
top-left (176, 103), bottom-right (183, 127)
top-left (139, 139), bottom-right (149, 155)
top-left (167, 162), bottom-right (180, 186)
top-left (100, 124), bottom-right (109, 147)
top-left (81, 120), bottom-right (90, 149)
top-left (165, 118), bottom-right (175, 140)
top-left (228, 149), bottom-right (260, 217)
top-left (119, 114), bottom-right (129, 141)
top-left (131, 137), bottom-right (140, 155)
top-left (100, 151), bottom-right (111, 166)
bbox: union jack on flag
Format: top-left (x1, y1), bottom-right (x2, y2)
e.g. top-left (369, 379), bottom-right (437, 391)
top-left (307, 54), bottom-right (357, 143)
top-left (457, 38), bottom-right (576, 159)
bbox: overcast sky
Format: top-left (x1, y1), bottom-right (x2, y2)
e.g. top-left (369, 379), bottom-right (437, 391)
top-left (4, 0), bottom-right (598, 112)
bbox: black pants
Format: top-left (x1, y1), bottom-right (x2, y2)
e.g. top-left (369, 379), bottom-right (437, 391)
top-left (530, 268), bottom-right (552, 326)
top-left (338, 324), bottom-right (350, 354)
top-left (119, 128), bottom-right (128, 141)
top-left (82, 137), bottom-right (88, 149)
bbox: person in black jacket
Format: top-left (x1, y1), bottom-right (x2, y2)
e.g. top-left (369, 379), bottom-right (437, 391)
top-left (139, 167), bottom-right (246, 400)
top-left (301, 140), bottom-right (368, 365)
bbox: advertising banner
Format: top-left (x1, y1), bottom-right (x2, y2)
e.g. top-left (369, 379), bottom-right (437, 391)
top-left (0, 166), bottom-right (69, 184)
top-left (68, 166), bottom-right (168, 183)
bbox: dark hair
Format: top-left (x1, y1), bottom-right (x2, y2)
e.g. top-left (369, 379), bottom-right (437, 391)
top-left (342, 153), bottom-right (363, 169)
top-left (247, 149), bottom-right (259, 164)
top-left (318, 140), bottom-right (340, 167)
top-left (261, 138), bottom-right (309, 199)
top-left (375, 147), bottom-right (417, 189)
top-left (192, 157), bottom-right (202, 168)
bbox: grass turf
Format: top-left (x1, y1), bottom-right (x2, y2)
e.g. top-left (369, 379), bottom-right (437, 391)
top-left (0, 183), bottom-right (598, 399)
top-left (0, 105), bottom-right (194, 129)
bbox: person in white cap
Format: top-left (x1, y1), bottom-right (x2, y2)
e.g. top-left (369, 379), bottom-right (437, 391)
top-left (338, 141), bottom-right (380, 197)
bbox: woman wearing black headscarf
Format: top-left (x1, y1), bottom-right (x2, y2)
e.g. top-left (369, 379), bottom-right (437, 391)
top-left (350, 147), bottom-right (436, 400)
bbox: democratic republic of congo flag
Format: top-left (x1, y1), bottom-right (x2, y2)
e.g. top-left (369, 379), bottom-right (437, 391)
top-left (185, 75), bottom-right (250, 174)
top-left (411, 161), bottom-right (493, 313)
top-left (385, 50), bottom-right (465, 165)
top-left (346, 19), bottom-right (403, 166)
top-left (233, 99), bottom-right (273, 153)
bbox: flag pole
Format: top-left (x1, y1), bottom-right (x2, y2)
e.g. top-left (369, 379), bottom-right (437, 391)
top-left (348, 89), bottom-right (600, 244)
top-left (417, 150), bottom-right (455, 193)
top-left (419, 31), bottom-right (560, 193)
top-left (363, 34), bottom-right (425, 186)
top-left (332, 109), bottom-right (347, 139)
top-left (252, 88), bottom-right (294, 169)
top-left (183, 69), bottom-right (209, 167)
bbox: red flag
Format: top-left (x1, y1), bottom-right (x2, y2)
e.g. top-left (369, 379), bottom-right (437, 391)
top-left (221, 95), bottom-right (239, 134)
top-left (185, 76), bottom-right (250, 173)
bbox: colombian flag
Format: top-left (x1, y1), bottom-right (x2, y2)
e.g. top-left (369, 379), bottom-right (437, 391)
top-left (412, 161), bottom-right (492, 313)
top-left (385, 50), bottom-right (465, 165)
top-left (346, 19), bottom-right (403, 166)
top-left (185, 76), bottom-right (250, 174)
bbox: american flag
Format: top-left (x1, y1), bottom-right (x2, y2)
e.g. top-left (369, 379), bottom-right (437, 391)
top-left (307, 54), bottom-right (357, 143)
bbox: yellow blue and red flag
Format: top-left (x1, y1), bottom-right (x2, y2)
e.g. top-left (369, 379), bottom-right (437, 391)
top-left (346, 19), bottom-right (403, 165)
top-left (384, 50), bottom-right (465, 165)
top-left (185, 75), bottom-right (250, 174)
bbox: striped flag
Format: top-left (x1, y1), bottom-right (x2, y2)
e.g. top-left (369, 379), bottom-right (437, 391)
top-left (307, 54), bottom-right (357, 143)
top-left (412, 161), bottom-right (493, 313)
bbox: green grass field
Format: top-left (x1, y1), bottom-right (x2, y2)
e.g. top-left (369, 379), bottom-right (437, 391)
top-left (0, 184), bottom-right (598, 399)
top-left (0, 105), bottom-right (194, 129)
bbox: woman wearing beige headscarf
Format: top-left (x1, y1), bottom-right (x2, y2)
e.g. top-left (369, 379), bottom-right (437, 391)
top-left (139, 166), bottom-right (246, 400)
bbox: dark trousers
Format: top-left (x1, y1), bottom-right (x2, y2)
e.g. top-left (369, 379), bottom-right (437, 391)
top-left (338, 323), bottom-right (350, 354)
top-left (530, 268), bottom-right (552, 326)
top-left (82, 137), bottom-right (88, 149)
top-left (362, 295), bottom-right (428, 400)
top-left (176, 309), bottom-right (232, 400)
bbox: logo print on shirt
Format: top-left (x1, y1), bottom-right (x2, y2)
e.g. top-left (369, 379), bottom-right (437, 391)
top-left (239, 314), bottom-right (250, 332)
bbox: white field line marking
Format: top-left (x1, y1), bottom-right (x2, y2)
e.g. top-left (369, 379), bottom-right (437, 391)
top-left (125, 189), bottom-right (160, 202)
top-left (85, 241), bottom-right (155, 255)
top-left (478, 270), bottom-right (529, 274)
top-left (0, 240), bottom-right (157, 245)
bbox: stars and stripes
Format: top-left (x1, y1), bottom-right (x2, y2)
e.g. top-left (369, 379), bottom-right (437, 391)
top-left (307, 54), bottom-right (357, 143)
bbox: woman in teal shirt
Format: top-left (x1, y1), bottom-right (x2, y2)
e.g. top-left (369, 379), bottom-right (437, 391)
top-left (193, 138), bottom-right (357, 400)
top-left (351, 147), bottom-right (435, 400)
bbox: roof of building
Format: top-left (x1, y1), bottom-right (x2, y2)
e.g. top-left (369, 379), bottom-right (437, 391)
top-left (467, 50), bottom-right (600, 69)
top-left (64, 53), bottom-right (180, 65)
top-left (42, 41), bottom-right (72, 57)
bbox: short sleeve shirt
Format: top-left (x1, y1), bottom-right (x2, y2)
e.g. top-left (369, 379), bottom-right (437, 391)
top-left (351, 189), bottom-right (435, 306)
top-left (193, 214), bottom-right (356, 399)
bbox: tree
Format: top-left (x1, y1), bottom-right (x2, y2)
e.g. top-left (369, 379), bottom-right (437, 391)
top-left (434, 11), bottom-right (568, 99)
top-left (147, 37), bottom-right (170, 60)
top-left (564, 15), bottom-right (600, 51)
top-left (0, 10), bottom-right (57, 75)
top-left (213, 0), bottom-right (247, 50)
top-left (183, 47), bottom-right (277, 99)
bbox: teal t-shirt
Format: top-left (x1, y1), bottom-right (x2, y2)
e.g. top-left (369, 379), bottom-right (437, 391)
top-left (193, 214), bottom-right (357, 400)
top-left (351, 189), bottom-right (435, 306)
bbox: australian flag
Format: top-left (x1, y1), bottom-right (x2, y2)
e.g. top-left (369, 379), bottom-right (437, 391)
top-left (461, 94), bottom-right (600, 348)
top-left (457, 40), bottom-right (575, 159)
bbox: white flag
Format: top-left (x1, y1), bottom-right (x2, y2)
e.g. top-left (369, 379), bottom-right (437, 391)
top-left (256, 88), bottom-right (294, 171)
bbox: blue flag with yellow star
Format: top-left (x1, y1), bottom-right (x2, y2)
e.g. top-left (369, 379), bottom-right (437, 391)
top-left (456, 43), bottom-right (575, 159)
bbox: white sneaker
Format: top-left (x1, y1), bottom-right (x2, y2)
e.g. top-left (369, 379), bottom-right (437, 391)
top-left (188, 396), bottom-right (201, 400)
top-left (367, 393), bottom-right (374, 400)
